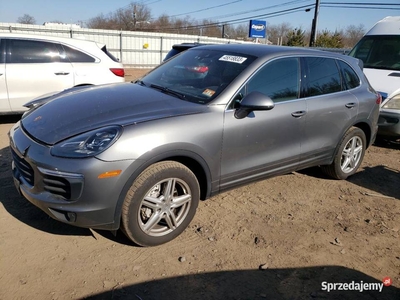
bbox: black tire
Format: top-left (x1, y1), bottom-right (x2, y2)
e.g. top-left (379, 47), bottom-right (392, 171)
top-left (321, 127), bottom-right (366, 180)
top-left (121, 161), bottom-right (200, 247)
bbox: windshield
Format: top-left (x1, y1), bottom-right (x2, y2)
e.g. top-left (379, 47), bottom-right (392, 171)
top-left (349, 35), bottom-right (400, 71)
top-left (140, 48), bottom-right (257, 104)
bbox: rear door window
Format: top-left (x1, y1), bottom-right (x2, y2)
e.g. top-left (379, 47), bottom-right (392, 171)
top-left (338, 60), bottom-right (360, 90)
top-left (304, 57), bottom-right (342, 96)
top-left (61, 44), bottom-right (95, 62)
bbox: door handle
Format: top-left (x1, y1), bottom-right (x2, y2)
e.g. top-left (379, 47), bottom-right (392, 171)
top-left (345, 103), bottom-right (356, 108)
top-left (291, 111), bottom-right (306, 118)
top-left (54, 72), bottom-right (70, 75)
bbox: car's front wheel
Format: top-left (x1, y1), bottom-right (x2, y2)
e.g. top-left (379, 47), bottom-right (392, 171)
top-left (121, 161), bottom-right (200, 246)
top-left (321, 127), bottom-right (366, 180)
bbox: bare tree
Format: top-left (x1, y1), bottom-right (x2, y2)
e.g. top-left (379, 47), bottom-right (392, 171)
top-left (343, 24), bottom-right (365, 48)
top-left (115, 7), bottom-right (136, 30)
top-left (152, 14), bottom-right (171, 32)
top-left (200, 19), bottom-right (222, 38)
top-left (17, 14), bottom-right (36, 24)
top-left (86, 13), bottom-right (114, 29)
top-left (87, 1), bottom-right (151, 30)
top-left (182, 16), bottom-right (199, 36)
top-left (232, 23), bottom-right (250, 40)
top-left (131, 2), bottom-right (152, 27)
top-left (267, 22), bottom-right (293, 45)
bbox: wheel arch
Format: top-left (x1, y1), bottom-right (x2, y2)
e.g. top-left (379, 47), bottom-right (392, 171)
top-left (321, 125), bottom-right (368, 179)
top-left (352, 121), bottom-right (372, 148)
top-left (74, 83), bottom-right (93, 87)
top-left (113, 150), bottom-right (213, 229)
top-left (326, 122), bottom-right (371, 168)
top-left (159, 155), bottom-right (210, 200)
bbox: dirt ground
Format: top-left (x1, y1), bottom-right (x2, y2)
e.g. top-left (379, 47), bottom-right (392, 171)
top-left (0, 69), bottom-right (399, 300)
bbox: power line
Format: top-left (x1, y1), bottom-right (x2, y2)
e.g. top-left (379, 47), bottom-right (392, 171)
top-left (321, 5), bottom-right (400, 9)
top-left (145, 0), bottom-right (399, 33)
top-left (224, 7), bottom-right (314, 27)
top-left (323, 2), bottom-right (400, 5)
top-left (168, 0), bottom-right (243, 18)
top-left (320, 1), bottom-right (400, 10)
top-left (196, 0), bottom-right (312, 21)
top-left (82, 0), bottom-right (400, 30)
top-left (142, 0), bottom-right (162, 4)
top-left (147, 4), bottom-right (314, 32)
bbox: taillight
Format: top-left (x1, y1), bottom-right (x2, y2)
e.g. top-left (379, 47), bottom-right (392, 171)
top-left (110, 68), bottom-right (125, 77)
top-left (185, 66), bottom-right (209, 73)
top-left (376, 93), bottom-right (382, 105)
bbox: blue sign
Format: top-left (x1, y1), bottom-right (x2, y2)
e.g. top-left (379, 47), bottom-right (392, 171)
top-left (248, 20), bottom-right (267, 38)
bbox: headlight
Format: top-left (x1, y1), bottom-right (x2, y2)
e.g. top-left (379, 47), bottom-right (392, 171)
top-left (51, 126), bottom-right (122, 158)
top-left (382, 94), bottom-right (400, 110)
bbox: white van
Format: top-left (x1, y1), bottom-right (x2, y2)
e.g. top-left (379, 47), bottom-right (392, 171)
top-left (349, 16), bottom-right (400, 139)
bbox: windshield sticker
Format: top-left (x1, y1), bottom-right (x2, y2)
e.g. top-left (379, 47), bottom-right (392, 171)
top-left (219, 55), bottom-right (247, 64)
top-left (202, 89), bottom-right (216, 97)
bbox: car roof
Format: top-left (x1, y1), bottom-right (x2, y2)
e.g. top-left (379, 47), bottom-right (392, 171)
top-left (191, 43), bottom-right (363, 69)
top-left (365, 16), bottom-right (400, 35)
top-left (0, 32), bottom-right (103, 48)
top-left (189, 43), bottom-right (349, 61)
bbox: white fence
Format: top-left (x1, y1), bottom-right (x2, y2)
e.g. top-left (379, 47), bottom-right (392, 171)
top-left (0, 22), bottom-right (248, 68)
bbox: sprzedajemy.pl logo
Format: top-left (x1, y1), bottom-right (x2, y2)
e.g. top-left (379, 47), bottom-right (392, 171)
top-left (321, 277), bottom-right (392, 293)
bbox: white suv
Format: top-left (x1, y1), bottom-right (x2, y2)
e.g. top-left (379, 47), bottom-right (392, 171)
top-left (0, 33), bottom-right (125, 114)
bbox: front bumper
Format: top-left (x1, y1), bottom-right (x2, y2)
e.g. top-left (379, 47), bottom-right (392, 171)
top-left (9, 122), bottom-right (135, 230)
top-left (377, 109), bottom-right (400, 139)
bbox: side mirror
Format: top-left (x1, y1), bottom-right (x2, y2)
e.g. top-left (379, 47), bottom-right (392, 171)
top-left (234, 91), bottom-right (275, 119)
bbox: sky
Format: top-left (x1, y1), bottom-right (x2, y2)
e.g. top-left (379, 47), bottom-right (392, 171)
top-left (1, 0), bottom-right (399, 33)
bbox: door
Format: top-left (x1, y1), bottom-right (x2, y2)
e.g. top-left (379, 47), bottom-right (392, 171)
top-left (300, 57), bottom-right (359, 164)
top-left (5, 38), bottom-right (74, 112)
top-left (220, 57), bottom-right (306, 191)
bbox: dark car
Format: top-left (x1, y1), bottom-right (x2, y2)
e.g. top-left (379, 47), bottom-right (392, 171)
top-left (9, 44), bottom-right (380, 247)
top-left (163, 42), bottom-right (208, 61)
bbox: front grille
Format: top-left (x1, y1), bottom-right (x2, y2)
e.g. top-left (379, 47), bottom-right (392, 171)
top-left (43, 175), bottom-right (71, 199)
top-left (11, 148), bottom-right (34, 185)
top-left (11, 148), bottom-right (75, 200)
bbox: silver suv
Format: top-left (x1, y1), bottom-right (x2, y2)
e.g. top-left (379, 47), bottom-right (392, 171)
top-left (9, 44), bottom-right (380, 246)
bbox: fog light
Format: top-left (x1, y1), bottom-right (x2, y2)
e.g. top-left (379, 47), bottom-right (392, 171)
top-left (66, 212), bottom-right (77, 222)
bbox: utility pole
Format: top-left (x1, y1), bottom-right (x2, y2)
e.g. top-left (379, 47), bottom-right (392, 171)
top-left (132, 4), bottom-right (137, 30)
top-left (309, 0), bottom-right (320, 47)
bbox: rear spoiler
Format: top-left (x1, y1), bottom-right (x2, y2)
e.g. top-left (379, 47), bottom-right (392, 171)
top-left (357, 59), bottom-right (364, 71)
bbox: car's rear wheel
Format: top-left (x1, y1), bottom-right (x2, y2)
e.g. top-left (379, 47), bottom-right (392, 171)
top-left (121, 161), bottom-right (200, 247)
top-left (321, 127), bottom-right (366, 180)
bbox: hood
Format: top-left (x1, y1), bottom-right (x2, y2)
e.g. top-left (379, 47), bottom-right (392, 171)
top-left (22, 83), bottom-right (206, 145)
top-left (363, 68), bottom-right (400, 100)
